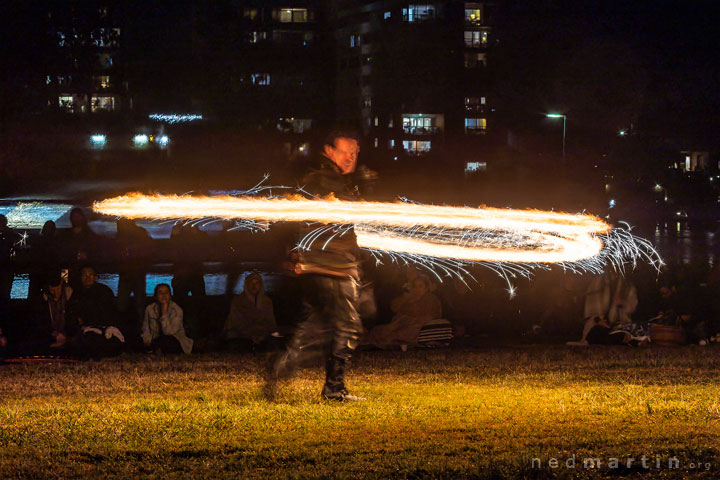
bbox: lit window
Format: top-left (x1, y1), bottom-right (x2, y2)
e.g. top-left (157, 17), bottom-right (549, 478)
top-left (464, 117), bottom-right (487, 134)
top-left (402, 140), bottom-right (431, 153)
top-left (90, 135), bottom-right (106, 148)
top-left (93, 75), bottom-right (111, 89)
top-left (374, 137), bottom-right (379, 148)
top-left (277, 117), bottom-right (312, 133)
top-left (350, 34), bottom-right (361, 47)
top-left (278, 8), bottom-right (308, 23)
top-left (464, 30), bottom-right (488, 47)
top-left (388, 139), bottom-right (395, 148)
top-left (374, 116), bottom-right (379, 126)
top-left (58, 95), bottom-right (75, 113)
top-left (243, 8), bottom-right (258, 19)
top-left (363, 97), bottom-right (372, 108)
top-left (464, 52), bottom-right (487, 68)
top-left (384, 11), bottom-right (391, 19)
top-left (402, 4), bottom-right (436, 22)
top-left (402, 114), bottom-right (443, 134)
top-left (464, 3), bottom-right (482, 24)
top-left (251, 73), bottom-right (271, 85)
top-left (465, 161), bottom-right (487, 173)
top-left (247, 31), bottom-right (267, 43)
top-left (91, 95), bottom-right (117, 112)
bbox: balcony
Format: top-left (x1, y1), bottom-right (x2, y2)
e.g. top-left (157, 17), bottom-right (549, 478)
top-left (402, 125), bottom-right (440, 135)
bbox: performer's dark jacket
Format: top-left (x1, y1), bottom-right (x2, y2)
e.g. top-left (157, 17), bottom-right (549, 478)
top-left (295, 156), bottom-right (363, 280)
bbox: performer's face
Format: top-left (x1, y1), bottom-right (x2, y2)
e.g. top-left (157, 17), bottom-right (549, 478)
top-left (324, 137), bottom-right (359, 175)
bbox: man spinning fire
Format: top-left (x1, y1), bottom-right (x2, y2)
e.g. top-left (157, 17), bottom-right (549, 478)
top-left (266, 129), bottom-right (374, 402)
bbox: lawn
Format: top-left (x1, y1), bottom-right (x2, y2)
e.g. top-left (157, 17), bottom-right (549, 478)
top-left (1, 346), bottom-right (720, 479)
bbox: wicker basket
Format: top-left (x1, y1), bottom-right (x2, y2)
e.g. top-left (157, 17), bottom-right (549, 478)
top-left (649, 324), bottom-right (686, 346)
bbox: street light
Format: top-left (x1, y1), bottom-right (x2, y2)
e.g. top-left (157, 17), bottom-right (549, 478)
top-left (546, 113), bottom-right (566, 163)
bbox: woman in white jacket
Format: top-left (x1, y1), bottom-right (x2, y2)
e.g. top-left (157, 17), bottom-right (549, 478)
top-left (142, 283), bottom-right (193, 354)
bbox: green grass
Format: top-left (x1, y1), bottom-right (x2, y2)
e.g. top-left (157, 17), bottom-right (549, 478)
top-left (2, 347), bottom-right (720, 479)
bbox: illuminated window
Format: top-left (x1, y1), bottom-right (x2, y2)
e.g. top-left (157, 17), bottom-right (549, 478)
top-left (464, 30), bottom-right (488, 47)
top-left (93, 75), bottom-right (111, 89)
top-left (247, 31), bottom-right (267, 43)
top-left (384, 11), bottom-right (391, 19)
top-left (464, 52), bottom-right (487, 67)
top-left (464, 117), bottom-right (487, 134)
top-left (58, 95), bottom-right (76, 113)
top-left (464, 3), bottom-right (482, 24)
top-left (91, 95), bottom-right (117, 112)
top-left (465, 161), bottom-right (487, 173)
top-left (402, 114), bottom-right (443, 134)
top-left (277, 118), bottom-right (312, 133)
top-left (402, 4), bottom-right (436, 22)
top-left (402, 140), bottom-right (431, 153)
top-left (251, 73), bottom-right (271, 85)
top-left (350, 34), bottom-right (361, 47)
top-left (374, 138), bottom-right (379, 148)
top-left (388, 139), bottom-right (395, 148)
top-left (90, 28), bottom-right (121, 48)
top-left (363, 97), bottom-right (372, 108)
top-left (278, 8), bottom-right (308, 23)
top-left (243, 8), bottom-right (258, 20)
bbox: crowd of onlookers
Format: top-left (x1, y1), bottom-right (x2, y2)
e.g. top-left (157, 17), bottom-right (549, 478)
top-left (1, 209), bottom-right (719, 360)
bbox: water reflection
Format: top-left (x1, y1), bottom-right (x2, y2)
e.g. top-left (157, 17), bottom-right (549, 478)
top-left (10, 270), bottom-right (283, 299)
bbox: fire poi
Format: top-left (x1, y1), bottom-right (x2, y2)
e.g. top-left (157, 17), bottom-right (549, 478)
top-left (93, 191), bottom-right (662, 289)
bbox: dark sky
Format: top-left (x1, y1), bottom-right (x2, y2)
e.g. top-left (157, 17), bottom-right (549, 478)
top-left (2, 0), bottom-right (719, 145)
top-left (493, 0), bottom-right (720, 144)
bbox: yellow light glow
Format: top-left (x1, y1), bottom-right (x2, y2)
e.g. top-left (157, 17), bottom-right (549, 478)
top-left (93, 193), bottom-right (612, 264)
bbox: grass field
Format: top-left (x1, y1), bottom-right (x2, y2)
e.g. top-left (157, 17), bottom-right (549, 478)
top-left (1, 346), bottom-right (720, 479)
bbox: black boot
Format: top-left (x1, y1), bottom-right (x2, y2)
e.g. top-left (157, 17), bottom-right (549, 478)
top-left (322, 355), bottom-right (365, 401)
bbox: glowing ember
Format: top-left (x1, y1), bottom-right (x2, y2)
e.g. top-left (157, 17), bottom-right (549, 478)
top-left (94, 193), bottom-right (614, 264)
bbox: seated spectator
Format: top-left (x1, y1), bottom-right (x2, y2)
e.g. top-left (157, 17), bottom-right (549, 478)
top-left (32, 272), bottom-right (74, 352)
top-left (366, 274), bottom-right (451, 349)
top-left (69, 265), bottom-right (125, 358)
top-left (141, 284), bottom-right (193, 354)
top-left (222, 273), bottom-right (276, 350)
top-left (569, 268), bottom-right (638, 345)
top-left (649, 280), bottom-right (708, 345)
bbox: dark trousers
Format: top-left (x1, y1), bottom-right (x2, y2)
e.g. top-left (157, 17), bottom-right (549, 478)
top-left (151, 334), bottom-right (183, 354)
top-left (282, 275), bottom-right (362, 394)
top-left (0, 269), bottom-right (13, 301)
top-left (117, 273), bottom-right (146, 322)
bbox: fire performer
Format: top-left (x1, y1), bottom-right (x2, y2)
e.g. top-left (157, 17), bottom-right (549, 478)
top-left (267, 129), bottom-right (369, 402)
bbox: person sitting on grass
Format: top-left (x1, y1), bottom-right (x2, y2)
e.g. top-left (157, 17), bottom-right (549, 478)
top-left (26, 272), bottom-right (74, 354)
top-left (568, 268), bottom-right (640, 346)
top-left (365, 273), bottom-right (450, 350)
top-left (141, 283), bottom-right (193, 354)
top-left (69, 265), bottom-right (125, 358)
top-left (222, 272), bottom-right (277, 352)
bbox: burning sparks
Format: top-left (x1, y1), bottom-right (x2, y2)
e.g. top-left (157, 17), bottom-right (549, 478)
top-left (93, 192), bottom-right (660, 282)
